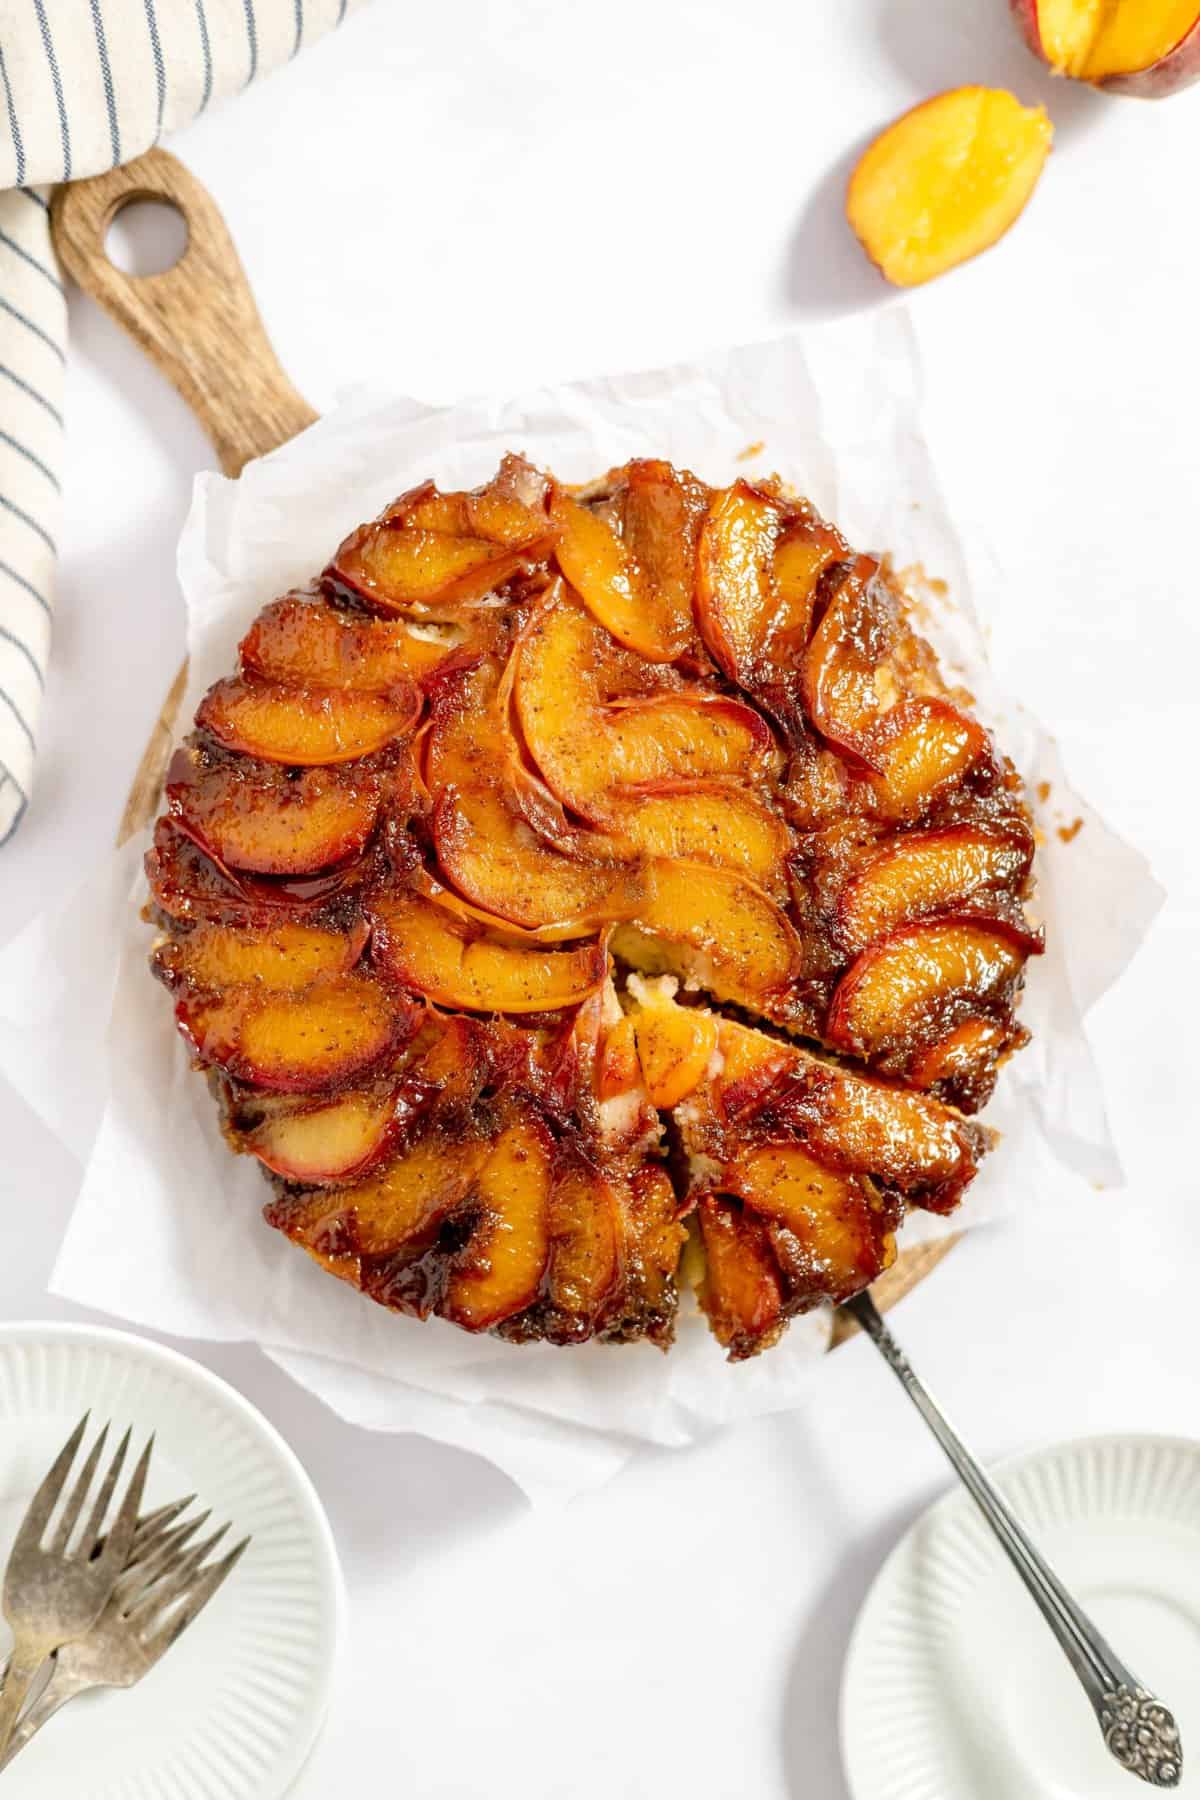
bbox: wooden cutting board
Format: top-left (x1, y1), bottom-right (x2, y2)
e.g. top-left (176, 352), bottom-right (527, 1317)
top-left (49, 148), bottom-right (959, 1348)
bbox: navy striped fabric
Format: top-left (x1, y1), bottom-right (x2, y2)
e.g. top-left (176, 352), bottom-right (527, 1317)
top-left (0, 0), bottom-right (364, 845)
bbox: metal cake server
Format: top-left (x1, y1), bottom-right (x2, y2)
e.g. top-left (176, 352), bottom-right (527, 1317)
top-left (844, 1291), bottom-right (1183, 1789)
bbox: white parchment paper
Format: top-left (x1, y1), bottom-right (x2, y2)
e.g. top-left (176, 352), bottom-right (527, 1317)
top-left (0, 311), bottom-right (1164, 1504)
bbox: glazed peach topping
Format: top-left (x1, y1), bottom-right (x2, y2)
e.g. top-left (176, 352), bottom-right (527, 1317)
top-left (147, 456), bottom-right (1040, 1359)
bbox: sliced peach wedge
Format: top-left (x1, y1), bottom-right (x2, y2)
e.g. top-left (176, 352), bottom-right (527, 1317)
top-left (370, 884), bottom-right (608, 1015)
top-left (197, 676), bottom-right (421, 766)
top-left (866, 698), bottom-right (989, 822)
top-left (720, 1145), bottom-right (899, 1310)
top-left (329, 472), bottom-right (554, 615)
top-left (605, 779), bottom-right (792, 901)
top-left (611, 858), bottom-right (805, 1018)
top-left (1013, 0), bottom-right (1200, 96)
top-left (240, 1087), bottom-right (401, 1184)
top-left (166, 750), bottom-right (382, 877)
top-left (827, 915), bottom-right (1043, 1068)
top-left (240, 592), bottom-right (478, 689)
top-left (801, 555), bottom-right (899, 766)
top-left (548, 462), bottom-right (702, 661)
top-left (442, 1114), bottom-right (554, 1331)
top-left (425, 658), bottom-right (641, 931)
top-left (696, 1198), bottom-right (785, 1360)
top-left (513, 591), bottom-right (777, 823)
top-left (695, 481), bottom-right (845, 694)
top-left (177, 973), bottom-right (407, 1093)
top-left (836, 825), bottom-right (1033, 952)
top-left (627, 974), bottom-right (720, 1108)
top-left (847, 87), bottom-right (1054, 288)
top-left (513, 1157), bottom-right (624, 1343)
top-left (155, 918), bottom-right (368, 993)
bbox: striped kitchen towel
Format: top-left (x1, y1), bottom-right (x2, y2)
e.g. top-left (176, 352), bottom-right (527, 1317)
top-left (0, 0), bottom-right (365, 846)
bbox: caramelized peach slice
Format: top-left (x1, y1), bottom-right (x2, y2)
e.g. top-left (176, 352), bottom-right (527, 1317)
top-left (696, 481), bottom-right (841, 674)
top-left (724, 1145), bottom-right (898, 1306)
top-left (243, 1088), bottom-right (399, 1183)
top-left (867, 699), bottom-right (988, 822)
top-left (827, 919), bottom-right (1036, 1058)
top-left (801, 556), bottom-right (898, 763)
top-left (1013, 0), bottom-right (1200, 96)
top-left (442, 1116), bottom-right (553, 1330)
top-left (543, 1162), bottom-right (623, 1334)
top-left (157, 919), bottom-right (367, 993)
top-left (848, 88), bottom-right (1053, 289)
top-left (802, 1071), bottom-right (984, 1211)
top-left (631, 981), bottom-right (719, 1108)
top-left (241, 593), bottom-right (475, 689)
top-left (433, 783), bottom-right (639, 932)
top-left (197, 677), bottom-right (420, 766)
top-left (177, 974), bottom-right (403, 1092)
top-left (549, 468), bottom-right (695, 661)
top-left (909, 1017), bottom-right (1014, 1113)
top-left (620, 460), bottom-right (706, 650)
top-left (612, 859), bottom-right (803, 1013)
top-left (837, 827), bottom-right (1032, 952)
top-left (515, 595), bottom-right (774, 821)
top-left (370, 887), bottom-right (607, 1014)
top-left (697, 1198), bottom-right (785, 1359)
top-left (614, 1166), bottom-right (686, 1345)
top-left (607, 780), bottom-right (792, 899)
top-left (400, 469), bottom-right (551, 547)
top-left (426, 659), bottom-right (640, 930)
top-left (331, 518), bottom-right (548, 614)
top-left (168, 753), bottom-right (381, 876)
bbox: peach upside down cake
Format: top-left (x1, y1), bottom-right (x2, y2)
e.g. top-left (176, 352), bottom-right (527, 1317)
top-left (146, 455), bottom-right (1041, 1359)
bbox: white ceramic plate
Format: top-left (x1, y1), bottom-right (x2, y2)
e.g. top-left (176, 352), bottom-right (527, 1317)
top-left (841, 1434), bottom-right (1200, 1800)
top-left (0, 1323), bottom-right (344, 1799)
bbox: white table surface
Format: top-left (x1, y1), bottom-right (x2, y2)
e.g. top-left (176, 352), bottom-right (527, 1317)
top-left (2, 3), bottom-right (1198, 1795)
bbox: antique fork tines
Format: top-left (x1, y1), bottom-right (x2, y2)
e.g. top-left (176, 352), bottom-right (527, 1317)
top-left (0, 1414), bottom-right (153, 1759)
top-left (844, 1291), bottom-right (1183, 1789)
top-left (1, 1506), bottom-right (249, 1768)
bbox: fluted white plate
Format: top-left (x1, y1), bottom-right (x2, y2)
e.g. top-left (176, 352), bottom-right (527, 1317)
top-left (841, 1435), bottom-right (1200, 1799)
top-left (0, 1323), bottom-right (344, 1799)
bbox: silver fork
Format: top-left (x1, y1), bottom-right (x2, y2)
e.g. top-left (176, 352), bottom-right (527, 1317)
top-left (0, 1414), bottom-right (153, 1759)
top-left (1, 1504), bottom-right (250, 1768)
top-left (844, 1291), bottom-right (1183, 1788)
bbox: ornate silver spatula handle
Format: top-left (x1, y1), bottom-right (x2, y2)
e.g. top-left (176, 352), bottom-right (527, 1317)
top-left (843, 1292), bottom-right (1182, 1788)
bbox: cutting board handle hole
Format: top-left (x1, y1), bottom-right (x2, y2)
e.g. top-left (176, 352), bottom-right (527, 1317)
top-left (104, 196), bottom-right (190, 279)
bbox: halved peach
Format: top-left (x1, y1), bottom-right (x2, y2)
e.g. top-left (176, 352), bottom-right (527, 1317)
top-left (177, 973), bottom-right (403, 1092)
top-left (543, 1161), bottom-right (623, 1333)
top-left (550, 464), bottom-right (698, 662)
top-left (867, 698), bottom-right (989, 822)
top-left (442, 1115), bottom-right (553, 1330)
top-left (606, 780), bottom-right (792, 899)
top-left (167, 752), bottom-right (381, 876)
top-left (827, 918), bottom-right (1038, 1058)
top-left (240, 592), bottom-right (476, 689)
top-left (330, 517), bottom-right (549, 615)
top-left (630, 981), bottom-right (719, 1108)
top-left (1013, 0), bottom-right (1200, 96)
top-left (836, 826), bottom-right (1032, 951)
top-left (696, 1197), bottom-right (785, 1359)
top-left (514, 594), bottom-right (775, 821)
top-left (156, 919), bottom-right (367, 993)
top-left (612, 859), bottom-right (803, 1014)
top-left (242, 1088), bottom-right (399, 1184)
top-left (801, 556), bottom-right (898, 764)
top-left (197, 677), bottom-right (421, 766)
top-left (847, 88), bottom-right (1054, 288)
top-left (370, 886), bottom-right (607, 1014)
top-left (723, 1144), bottom-right (898, 1306)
